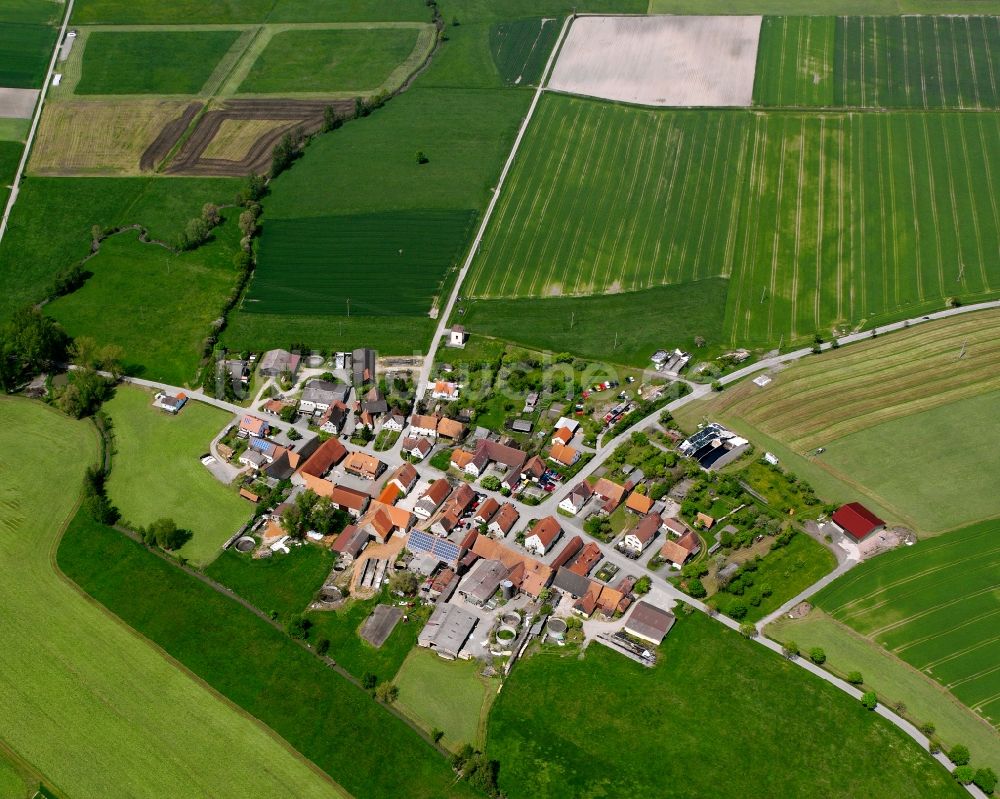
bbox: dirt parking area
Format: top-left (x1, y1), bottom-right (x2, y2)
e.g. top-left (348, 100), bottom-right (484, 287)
top-left (0, 88), bottom-right (41, 119)
top-left (548, 15), bottom-right (762, 107)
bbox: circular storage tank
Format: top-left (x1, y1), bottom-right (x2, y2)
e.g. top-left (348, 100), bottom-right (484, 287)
top-left (547, 618), bottom-right (567, 641)
top-left (234, 536), bottom-right (255, 553)
top-left (495, 625), bottom-right (517, 644)
top-left (501, 610), bottom-right (521, 627)
top-left (500, 579), bottom-right (515, 600)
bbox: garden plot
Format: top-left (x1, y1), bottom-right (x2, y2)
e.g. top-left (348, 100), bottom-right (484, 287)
top-left (548, 15), bottom-right (762, 107)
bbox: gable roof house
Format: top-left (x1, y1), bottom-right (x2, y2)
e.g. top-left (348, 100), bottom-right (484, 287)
top-left (259, 349), bottom-right (300, 378)
top-left (593, 478), bottom-right (627, 512)
top-left (625, 601), bottom-right (676, 645)
top-left (292, 438), bottom-right (347, 493)
top-left (548, 443), bottom-right (579, 467)
top-left (559, 482), bottom-right (594, 515)
top-left (432, 381), bottom-right (460, 400)
top-left (239, 449), bottom-right (268, 470)
top-left (566, 542), bottom-right (602, 576)
top-left (328, 485), bottom-right (371, 518)
top-left (318, 400), bottom-right (349, 434)
top-left (458, 558), bottom-right (510, 605)
top-left (520, 455), bottom-right (547, 482)
top-left (626, 491), bottom-right (655, 515)
top-left (468, 534), bottom-right (553, 599)
top-left (238, 415), bottom-right (269, 439)
top-left (663, 517), bottom-right (690, 537)
top-left (387, 462), bottom-right (419, 495)
top-left (659, 530), bottom-right (702, 567)
top-left (343, 451), bottom-right (385, 481)
top-left (473, 497), bottom-right (500, 526)
top-left (352, 348), bottom-right (376, 387)
top-left (442, 483), bottom-right (476, 519)
top-left (436, 417), bottom-right (467, 441)
top-left (487, 502), bottom-right (520, 537)
top-left (450, 449), bottom-right (476, 471)
top-left (551, 426), bottom-right (574, 446)
top-left (550, 535), bottom-right (583, 570)
top-left (401, 435), bottom-right (433, 460)
top-left (463, 439), bottom-right (526, 479)
top-left (524, 516), bottom-right (562, 556)
top-left (623, 513), bottom-right (662, 554)
top-left (382, 409), bottom-right (406, 432)
top-left (832, 502), bottom-right (886, 541)
top-left (414, 479), bottom-right (452, 520)
top-left (408, 414), bottom-right (439, 438)
top-left (332, 524), bottom-right (370, 563)
top-left (153, 391), bottom-right (187, 414)
top-left (362, 386), bottom-right (389, 416)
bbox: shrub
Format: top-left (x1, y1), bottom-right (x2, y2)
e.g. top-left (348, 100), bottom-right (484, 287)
top-left (782, 640), bottom-right (799, 658)
top-left (919, 722), bottom-right (935, 737)
top-left (861, 691), bottom-right (878, 711)
top-left (315, 638), bottom-right (330, 657)
top-left (727, 601), bottom-right (748, 621)
top-left (953, 766), bottom-right (974, 785)
top-left (974, 767), bottom-right (997, 794)
top-left (948, 744), bottom-right (970, 766)
top-left (687, 577), bottom-right (707, 598)
top-left (847, 671), bottom-right (863, 686)
top-left (432, 728), bottom-right (444, 743)
top-left (809, 647), bottom-right (826, 665)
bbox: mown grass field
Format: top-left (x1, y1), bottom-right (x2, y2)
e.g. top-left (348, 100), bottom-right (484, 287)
top-left (0, 176), bottom-right (239, 318)
top-left (395, 649), bottom-right (495, 751)
top-left (47, 222), bottom-right (243, 385)
top-left (76, 30), bottom-right (240, 95)
top-left (0, 118), bottom-right (30, 141)
top-left (0, 142), bottom-right (20, 188)
top-left (489, 17), bottom-right (561, 86)
top-left (0, 0), bottom-right (62, 25)
top-left (769, 610), bottom-right (1000, 772)
top-left (206, 544), bottom-right (333, 622)
top-left (458, 278), bottom-right (729, 366)
top-left (813, 520), bottom-right (1000, 733)
top-left (58, 515), bottom-right (476, 799)
top-left (835, 16), bottom-right (1000, 108)
top-left (238, 26), bottom-right (424, 94)
top-left (245, 210), bottom-right (475, 316)
top-left (0, 398), bottom-right (336, 799)
top-left (488, 612), bottom-right (962, 798)
top-left (753, 16), bottom-right (836, 106)
top-left (104, 385), bottom-right (250, 566)
top-left (466, 94), bottom-right (1000, 348)
top-left (0, 22), bottom-right (55, 88)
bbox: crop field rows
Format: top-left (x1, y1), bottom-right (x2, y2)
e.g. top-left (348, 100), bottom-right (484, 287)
top-left (704, 310), bottom-right (1000, 451)
top-left (244, 210), bottom-right (476, 316)
top-left (490, 17), bottom-right (561, 86)
top-left (466, 95), bottom-right (1000, 347)
top-left (815, 521), bottom-right (1000, 728)
top-left (754, 15), bottom-right (1000, 109)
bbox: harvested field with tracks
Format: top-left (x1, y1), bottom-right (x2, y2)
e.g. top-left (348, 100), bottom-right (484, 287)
top-left (30, 99), bottom-right (194, 174)
top-left (200, 117), bottom-right (298, 160)
top-left (163, 98), bottom-right (354, 176)
top-left (549, 15), bottom-right (762, 106)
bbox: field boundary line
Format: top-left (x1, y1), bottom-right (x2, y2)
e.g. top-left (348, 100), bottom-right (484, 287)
top-left (766, 121), bottom-right (790, 342)
top-left (978, 17), bottom-right (997, 103)
top-left (954, 116), bottom-right (990, 290)
top-left (866, 586), bottom-right (1000, 637)
top-left (902, 119), bottom-right (925, 301)
top-left (874, 117), bottom-right (890, 310)
top-left (0, 0), bottom-right (75, 247)
top-left (416, 14), bottom-right (573, 397)
top-left (897, 608), bottom-right (1000, 654)
top-left (926, 636), bottom-right (1000, 674)
top-left (919, 114), bottom-right (946, 297)
top-left (789, 117), bottom-right (807, 340)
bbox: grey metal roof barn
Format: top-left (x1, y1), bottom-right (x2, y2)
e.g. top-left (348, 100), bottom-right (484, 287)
top-left (624, 601), bottom-right (676, 645)
top-left (418, 603), bottom-right (478, 659)
top-left (458, 558), bottom-right (509, 605)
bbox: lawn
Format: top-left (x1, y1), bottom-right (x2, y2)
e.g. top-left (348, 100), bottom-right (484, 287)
top-left (489, 17), bottom-right (562, 86)
top-left (205, 544), bottom-right (334, 621)
top-left (0, 142), bottom-right (21, 187)
top-left (463, 93), bottom-right (1000, 350)
top-left (0, 397), bottom-right (334, 799)
top-left (768, 610), bottom-right (1000, 773)
top-left (395, 649), bottom-right (495, 750)
top-left (306, 592), bottom-right (430, 683)
top-left (245, 210), bottom-right (476, 316)
top-left (76, 30), bottom-right (240, 95)
top-left (0, 176), bottom-right (241, 318)
top-left (457, 278), bottom-right (730, 367)
top-left (0, 118), bottom-right (30, 141)
top-left (813, 519), bottom-right (1000, 730)
top-left (710, 531), bottom-right (837, 622)
top-left (57, 510), bottom-right (479, 799)
top-left (104, 385), bottom-right (250, 566)
top-left (487, 612), bottom-right (962, 798)
top-left (0, 0), bottom-right (62, 25)
top-left (0, 22), bottom-right (55, 88)
top-left (238, 26), bottom-right (425, 94)
top-left (46, 222), bottom-right (243, 385)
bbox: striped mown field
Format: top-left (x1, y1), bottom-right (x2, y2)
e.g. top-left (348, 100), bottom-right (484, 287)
top-left (754, 15), bottom-right (1000, 109)
top-left (814, 520), bottom-right (1000, 731)
top-left (464, 94), bottom-right (1000, 347)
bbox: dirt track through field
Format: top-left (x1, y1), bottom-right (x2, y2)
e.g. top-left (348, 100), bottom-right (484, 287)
top-left (138, 101), bottom-right (201, 171)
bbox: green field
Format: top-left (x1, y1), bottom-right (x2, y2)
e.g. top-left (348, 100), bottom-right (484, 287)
top-left (58, 512), bottom-right (476, 799)
top-left (487, 612), bottom-right (962, 798)
top-left (753, 16), bottom-right (836, 106)
top-left (396, 649), bottom-right (495, 750)
top-left (467, 93), bottom-right (1000, 348)
top-left (814, 520), bottom-right (1000, 730)
top-left (0, 0), bottom-right (63, 25)
top-left (72, 0), bottom-right (432, 24)
top-left (489, 17), bottom-right (561, 86)
top-left (76, 30), bottom-right (240, 95)
top-left (306, 593), bottom-right (429, 683)
top-left (711, 532), bottom-right (837, 622)
top-left (0, 118), bottom-right (30, 141)
top-left (0, 398), bottom-right (336, 799)
top-left (835, 16), bottom-right (1000, 108)
top-left (238, 27), bottom-right (423, 94)
top-left (104, 385), bottom-right (249, 566)
top-left (0, 141), bottom-right (21, 187)
top-left (205, 544), bottom-right (333, 621)
top-left (457, 278), bottom-right (729, 366)
top-left (245, 210), bottom-right (475, 316)
top-left (0, 22), bottom-right (54, 88)
top-left (46, 223), bottom-right (242, 385)
top-left (0, 176), bottom-right (240, 319)
top-left (769, 610), bottom-right (1000, 772)
top-left (650, 0), bottom-right (1000, 11)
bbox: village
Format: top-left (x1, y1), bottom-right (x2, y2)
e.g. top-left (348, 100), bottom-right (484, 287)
top-left (150, 326), bottom-right (894, 672)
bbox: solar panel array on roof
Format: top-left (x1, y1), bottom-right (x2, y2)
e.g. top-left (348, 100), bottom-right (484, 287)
top-left (408, 529), bottom-right (461, 564)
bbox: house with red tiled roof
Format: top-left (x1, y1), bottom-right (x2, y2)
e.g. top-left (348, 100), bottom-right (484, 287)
top-left (388, 462), bottom-right (419, 495)
top-left (566, 542), bottom-right (602, 576)
top-left (409, 414), bottom-right (439, 438)
top-left (432, 381), bottom-right (460, 400)
top-left (832, 502), bottom-right (885, 541)
top-left (343, 451), bottom-right (385, 481)
top-left (663, 517), bottom-right (689, 537)
top-left (436, 417), bottom-right (466, 441)
top-left (401, 435), bottom-right (433, 460)
top-left (293, 438), bottom-right (347, 494)
top-left (487, 502), bottom-right (519, 537)
top-left (238, 415), bottom-right (268, 439)
top-left (414, 479), bottom-right (451, 520)
top-left (551, 426), bottom-right (574, 446)
top-left (623, 513), bottom-right (662, 554)
top-left (559, 482), bottom-right (594, 515)
top-left (593, 478), bottom-right (627, 512)
top-left (550, 535), bottom-right (583, 570)
top-left (328, 485), bottom-right (370, 518)
top-left (524, 516), bottom-right (562, 556)
top-left (626, 491), bottom-right (654, 515)
top-left (659, 530), bottom-right (701, 567)
top-left (473, 497), bottom-right (500, 526)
